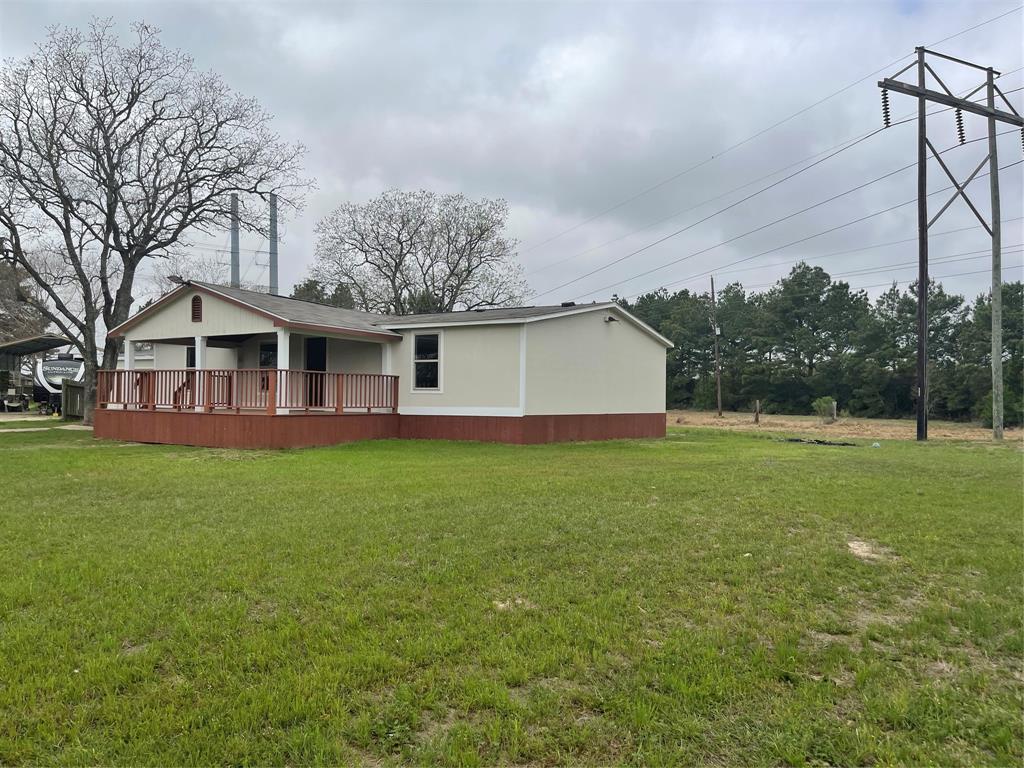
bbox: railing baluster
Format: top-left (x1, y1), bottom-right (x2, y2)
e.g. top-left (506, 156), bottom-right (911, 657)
top-left (97, 368), bottom-right (398, 417)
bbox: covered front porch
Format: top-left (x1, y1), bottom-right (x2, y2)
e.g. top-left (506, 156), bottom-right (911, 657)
top-left (94, 280), bottom-right (407, 446)
top-left (104, 323), bottom-right (398, 415)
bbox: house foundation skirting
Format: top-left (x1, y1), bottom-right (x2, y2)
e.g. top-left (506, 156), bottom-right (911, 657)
top-left (93, 410), bottom-right (665, 448)
top-left (398, 413), bottom-right (666, 444)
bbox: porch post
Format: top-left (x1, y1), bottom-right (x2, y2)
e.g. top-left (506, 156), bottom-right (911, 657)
top-left (118, 339), bottom-right (134, 411)
top-left (276, 328), bottom-right (290, 413)
top-left (123, 339), bottom-right (136, 370)
top-left (194, 335), bottom-right (208, 413)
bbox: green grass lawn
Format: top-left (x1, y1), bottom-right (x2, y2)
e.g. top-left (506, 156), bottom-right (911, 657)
top-left (1, 428), bottom-right (1020, 765)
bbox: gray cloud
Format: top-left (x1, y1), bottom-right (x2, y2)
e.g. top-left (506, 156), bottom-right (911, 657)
top-left (1, 0), bottom-right (1020, 308)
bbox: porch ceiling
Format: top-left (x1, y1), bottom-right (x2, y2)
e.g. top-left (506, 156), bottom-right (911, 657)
top-left (131, 333), bottom-right (259, 348)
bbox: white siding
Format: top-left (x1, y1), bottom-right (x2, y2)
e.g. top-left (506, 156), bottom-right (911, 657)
top-left (288, 335), bottom-right (304, 371)
top-left (327, 339), bottom-right (383, 373)
top-left (123, 290), bottom-right (276, 340)
top-left (118, 343), bottom-right (234, 369)
top-left (392, 324), bottom-right (521, 412)
top-left (523, 310), bottom-right (666, 415)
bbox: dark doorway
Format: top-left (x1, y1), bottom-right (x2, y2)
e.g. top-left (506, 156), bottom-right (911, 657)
top-left (305, 337), bottom-right (327, 406)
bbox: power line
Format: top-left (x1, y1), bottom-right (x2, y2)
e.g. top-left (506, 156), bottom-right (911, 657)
top-left (681, 216), bottom-right (1024, 283)
top-left (528, 129), bottom-right (892, 300)
top-left (742, 245), bottom-right (1022, 290)
top-left (534, 127), bottom-right (1017, 302)
top-left (613, 156), bottom-right (1023, 302)
top-left (610, 151), bottom-right (1019, 303)
top-left (527, 83), bottom-right (1022, 279)
top-left (519, 5), bottom-right (1023, 254)
top-left (654, 262), bottom-right (1023, 308)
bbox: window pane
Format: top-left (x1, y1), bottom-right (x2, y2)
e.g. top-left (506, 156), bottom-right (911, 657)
top-left (185, 347), bottom-right (196, 368)
top-left (259, 344), bottom-right (277, 368)
top-left (414, 361), bottom-right (438, 389)
top-left (414, 334), bottom-right (439, 361)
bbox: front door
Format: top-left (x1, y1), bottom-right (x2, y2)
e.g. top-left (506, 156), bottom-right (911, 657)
top-left (305, 337), bottom-right (327, 406)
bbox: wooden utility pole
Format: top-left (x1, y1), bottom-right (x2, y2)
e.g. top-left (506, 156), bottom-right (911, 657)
top-left (986, 67), bottom-right (1004, 440)
top-left (915, 47), bottom-right (929, 442)
top-left (878, 47), bottom-right (1022, 441)
top-left (710, 276), bottom-right (723, 417)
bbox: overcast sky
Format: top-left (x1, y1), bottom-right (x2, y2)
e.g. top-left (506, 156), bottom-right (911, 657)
top-left (1, 0), bottom-right (1021, 308)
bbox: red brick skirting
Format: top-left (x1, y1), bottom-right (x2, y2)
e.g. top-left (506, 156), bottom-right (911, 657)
top-left (93, 410), bottom-right (665, 448)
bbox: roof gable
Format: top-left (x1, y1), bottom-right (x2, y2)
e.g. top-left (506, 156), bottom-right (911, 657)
top-left (108, 282), bottom-right (400, 341)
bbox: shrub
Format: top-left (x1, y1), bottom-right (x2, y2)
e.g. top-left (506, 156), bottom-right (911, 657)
top-left (812, 396), bottom-right (837, 424)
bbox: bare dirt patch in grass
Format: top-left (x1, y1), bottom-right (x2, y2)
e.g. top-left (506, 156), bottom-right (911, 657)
top-left (847, 538), bottom-right (896, 563)
top-left (120, 639), bottom-right (149, 656)
top-left (418, 708), bottom-right (460, 743)
top-left (174, 448), bottom-right (279, 461)
top-left (807, 628), bottom-right (859, 651)
top-left (669, 409), bottom-right (1022, 442)
top-left (493, 596), bottom-right (537, 611)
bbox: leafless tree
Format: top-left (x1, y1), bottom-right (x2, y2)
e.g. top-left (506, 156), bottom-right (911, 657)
top-left (0, 262), bottom-right (47, 342)
top-left (0, 20), bottom-right (307, 422)
top-left (311, 189), bottom-right (526, 314)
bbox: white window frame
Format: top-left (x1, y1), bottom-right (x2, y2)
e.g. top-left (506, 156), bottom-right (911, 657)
top-left (410, 330), bottom-right (443, 394)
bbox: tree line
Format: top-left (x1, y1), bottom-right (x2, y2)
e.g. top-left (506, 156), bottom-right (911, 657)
top-left (622, 263), bottom-right (1023, 426)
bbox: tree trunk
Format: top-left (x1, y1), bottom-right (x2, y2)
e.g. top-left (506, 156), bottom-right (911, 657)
top-left (81, 356), bottom-right (98, 426)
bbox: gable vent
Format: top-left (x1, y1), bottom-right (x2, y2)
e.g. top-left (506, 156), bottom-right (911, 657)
top-left (191, 295), bottom-right (203, 322)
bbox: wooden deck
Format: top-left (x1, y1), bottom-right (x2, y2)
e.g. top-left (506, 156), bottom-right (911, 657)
top-left (93, 408), bottom-right (666, 448)
top-left (94, 368), bottom-right (665, 447)
top-left (94, 409), bottom-right (400, 449)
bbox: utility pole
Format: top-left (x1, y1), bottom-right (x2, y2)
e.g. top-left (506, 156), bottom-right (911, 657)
top-left (269, 193), bottom-right (279, 295)
top-left (230, 193), bottom-right (240, 289)
top-left (914, 47), bottom-right (929, 442)
top-left (986, 68), bottom-right (1003, 441)
top-left (878, 47), bottom-right (1022, 441)
top-left (710, 276), bottom-right (723, 418)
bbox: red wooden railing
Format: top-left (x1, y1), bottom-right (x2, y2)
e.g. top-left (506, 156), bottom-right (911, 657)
top-left (97, 369), bottom-right (399, 415)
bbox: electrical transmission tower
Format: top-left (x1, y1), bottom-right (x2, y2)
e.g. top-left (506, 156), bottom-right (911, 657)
top-left (878, 47), bottom-right (1023, 441)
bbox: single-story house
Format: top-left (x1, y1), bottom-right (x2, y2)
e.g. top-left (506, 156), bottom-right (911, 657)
top-left (95, 280), bottom-right (671, 447)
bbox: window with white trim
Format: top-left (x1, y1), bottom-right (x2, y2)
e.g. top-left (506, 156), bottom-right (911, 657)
top-left (413, 333), bottom-right (440, 390)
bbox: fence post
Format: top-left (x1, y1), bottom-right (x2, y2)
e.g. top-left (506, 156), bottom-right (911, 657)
top-left (754, 399), bottom-right (760, 425)
top-left (204, 370), bottom-right (213, 413)
top-left (831, 400), bottom-right (838, 422)
top-left (266, 371), bottom-right (277, 416)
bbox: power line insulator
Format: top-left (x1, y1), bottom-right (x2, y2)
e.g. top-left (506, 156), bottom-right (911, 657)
top-left (881, 88), bottom-right (891, 128)
top-left (1020, 127), bottom-right (1024, 153)
top-left (955, 108), bottom-right (966, 145)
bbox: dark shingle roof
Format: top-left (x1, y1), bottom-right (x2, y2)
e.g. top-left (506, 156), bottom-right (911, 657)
top-left (109, 281), bottom-right (670, 346)
top-left (198, 281), bottom-right (612, 332)
top-left (183, 282), bottom-right (673, 345)
top-left (193, 281), bottom-right (400, 337)
top-left (378, 303), bottom-right (614, 327)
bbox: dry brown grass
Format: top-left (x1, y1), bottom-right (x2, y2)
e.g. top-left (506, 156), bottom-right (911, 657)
top-left (667, 409), bottom-right (1023, 442)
